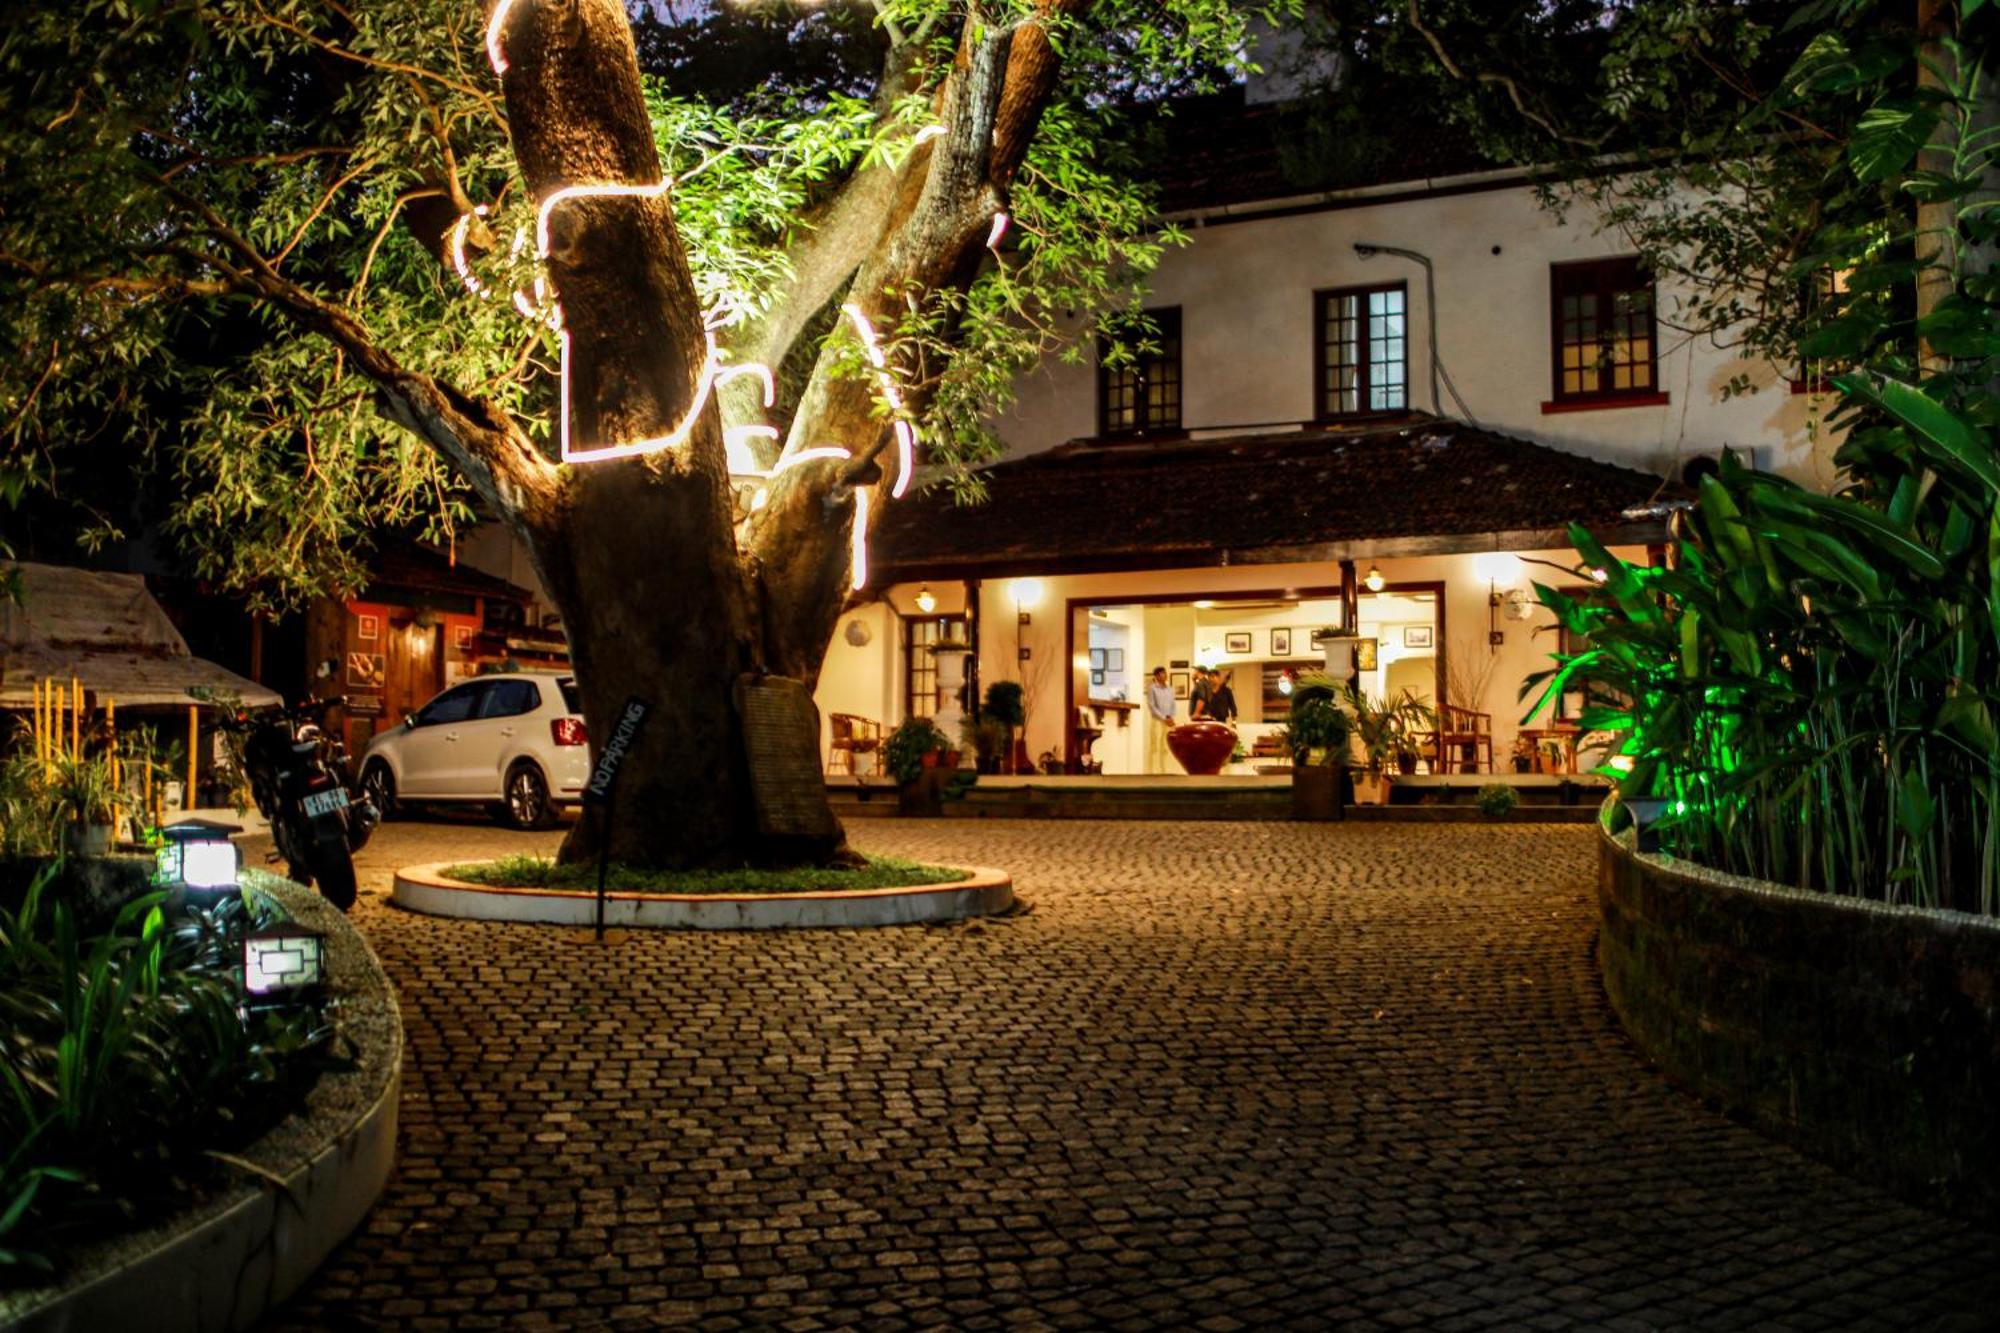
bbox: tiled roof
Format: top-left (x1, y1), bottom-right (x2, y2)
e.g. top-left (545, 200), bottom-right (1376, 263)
top-left (871, 417), bottom-right (1682, 584)
top-left (1137, 92), bottom-right (1507, 216)
top-left (365, 542), bottom-right (533, 604)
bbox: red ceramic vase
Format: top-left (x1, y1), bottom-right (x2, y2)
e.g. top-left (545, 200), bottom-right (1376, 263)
top-left (1167, 720), bottom-right (1237, 776)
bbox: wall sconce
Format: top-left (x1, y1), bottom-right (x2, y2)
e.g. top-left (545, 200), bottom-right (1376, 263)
top-left (1473, 552), bottom-right (1523, 651)
top-left (914, 585), bottom-right (937, 614)
top-left (243, 921), bottom-right (327, 999)
top-left (1363, 564), bottom-right (1385, 593)
top-left (154, 819), bottom-right (243, 893)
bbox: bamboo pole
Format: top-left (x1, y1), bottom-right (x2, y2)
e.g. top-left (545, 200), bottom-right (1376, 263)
top-left (70, 676), bottom-right (80, 758)
top-left (31, 679), bottom-right (41, 767)
top-left (106, 697), bottom-right (119, 840)
top-left (186, 704), bottom-right (198, 813)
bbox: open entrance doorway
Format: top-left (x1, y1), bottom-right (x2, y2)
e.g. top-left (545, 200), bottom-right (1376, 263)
top-left (1065, 584), bottom-right (1445, 774)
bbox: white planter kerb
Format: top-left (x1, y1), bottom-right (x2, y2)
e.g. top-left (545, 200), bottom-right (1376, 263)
top-left (0, 873), bottom-right (402, 1333)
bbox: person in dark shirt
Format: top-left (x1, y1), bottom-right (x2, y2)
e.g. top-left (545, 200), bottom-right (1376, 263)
top-left (1208, 668), bottom-right (1238, 724)
top-left (1188, 667), bottom-right (1213, 719)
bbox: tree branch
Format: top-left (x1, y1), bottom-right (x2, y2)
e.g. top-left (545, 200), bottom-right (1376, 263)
top-left (1405, 0), bottom-right (1606, 150)
top-left (159, 182), bottom-right (560, 526)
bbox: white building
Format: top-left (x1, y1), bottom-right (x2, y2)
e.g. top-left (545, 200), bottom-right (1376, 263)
top-left (814, 89), bottom-right (1834, 780)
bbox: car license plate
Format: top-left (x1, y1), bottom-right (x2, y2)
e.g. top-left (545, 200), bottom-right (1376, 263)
top-left (303, 787), bottom-right (350, 818)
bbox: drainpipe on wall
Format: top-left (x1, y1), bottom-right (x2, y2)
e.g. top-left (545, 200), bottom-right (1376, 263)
top-left (1352, 242), bottom-right (1480, 428)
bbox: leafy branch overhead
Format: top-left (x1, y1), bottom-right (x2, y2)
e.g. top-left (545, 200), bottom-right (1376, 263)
top-left (0, 0), bottom-right (1286, 607)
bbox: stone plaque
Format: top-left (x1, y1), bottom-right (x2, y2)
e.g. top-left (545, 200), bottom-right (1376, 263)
top-left (736, 675), bottom-right (840, 840)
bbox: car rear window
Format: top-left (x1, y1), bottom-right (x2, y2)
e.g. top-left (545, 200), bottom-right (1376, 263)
top-left (558, 678), bottom-right (580, 714)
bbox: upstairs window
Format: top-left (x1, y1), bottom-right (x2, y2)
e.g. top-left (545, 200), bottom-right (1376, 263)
top-left (1098, 308), bottom-right (1183, 437)
top-left (1317, 284), bottom-right (1407, 417)
top-left (1550, 258), bottom-right (1659, 406)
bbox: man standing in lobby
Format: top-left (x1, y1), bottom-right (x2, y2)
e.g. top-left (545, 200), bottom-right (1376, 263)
top-left (1146, 665), bottom-right (1177, 773)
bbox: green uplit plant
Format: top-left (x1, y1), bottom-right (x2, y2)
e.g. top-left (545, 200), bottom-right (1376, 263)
top-left (1522, 5), bottom-right (1999, 917)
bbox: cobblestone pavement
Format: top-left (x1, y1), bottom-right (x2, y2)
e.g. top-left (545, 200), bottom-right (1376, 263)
top-left (267, 818), bottom-right (2000, 1331)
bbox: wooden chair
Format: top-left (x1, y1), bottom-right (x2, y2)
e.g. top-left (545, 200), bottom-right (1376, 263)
top-left (1427, 704), bottom-right (1494, 774)
top-left (827, 712), bottom-right (883, 777)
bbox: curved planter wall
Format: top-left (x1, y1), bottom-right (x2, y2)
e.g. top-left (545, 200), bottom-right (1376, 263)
top-left (1598, 825), bottom-right (2000, 1225)
top-left (393, 862), bottom-right (1014, 930)
top-left (2, 872), bottom-right (401, 1333)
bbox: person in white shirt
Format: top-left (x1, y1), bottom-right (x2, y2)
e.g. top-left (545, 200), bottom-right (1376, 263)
top-left (1145, 666), bottom-right (1177, 773)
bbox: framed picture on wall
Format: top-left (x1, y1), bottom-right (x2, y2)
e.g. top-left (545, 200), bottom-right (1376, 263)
top-left (1270, 628), bottom-right (1291, 656)
top-left (1089, 647), bottom-right (1106, 669)
top-left (345, 652), bottom-right (386, 689)
top-left (1403, 625), bottom-right (1434, 649)
top-left (1354, 638), bottom-right (1379, 671)
top-left (453, 625), bottom-right (473, 651)
top-left (1170, 671), bottom-right (1189, 699)
top-left (356, 612), bottom-right (379, 642)
top-left (1224, 631), bottom-right (1252, 655)
top-left (1107, 648), bottom-right (1124, 671)
top-left (1091, 669), bottom-right (1106, 686)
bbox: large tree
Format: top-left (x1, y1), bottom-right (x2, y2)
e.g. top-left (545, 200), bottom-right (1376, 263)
top-left (0, 0), bottom-right (1267, 866)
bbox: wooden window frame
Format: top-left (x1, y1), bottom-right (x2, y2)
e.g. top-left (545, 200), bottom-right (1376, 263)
top-left (1543, 257), bottom-right (1667, 413)
top-left (1097, 307), bottom-right (1184, 438)
top-left (1314, 282), bottom-right (1409, 420)
top-left (902, 613), bottom-right (966, 719)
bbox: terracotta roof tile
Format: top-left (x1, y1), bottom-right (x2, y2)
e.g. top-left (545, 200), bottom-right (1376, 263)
top-left (872, 417), bottom-right (1682, 583)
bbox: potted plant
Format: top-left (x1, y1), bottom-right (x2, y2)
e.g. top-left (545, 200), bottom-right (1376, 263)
top-left (980, 682), bottom-right (1026, 774)
top-left (962, 715), bottom-right (1010, 774)
top-left (50, 753), bottom-right (125, 856)
top-left (1278, 692), bottom-right (1351, 821)
top-left (1345, 691), bottom-right (1401, 805)
top-left (1511, 736), bottom-right (1535, 774)
top-left (884, 717), bottom-right (950, 815)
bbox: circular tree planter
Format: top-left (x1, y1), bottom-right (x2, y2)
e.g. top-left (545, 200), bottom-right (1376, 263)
top-left (392, 861), bottom-right (1014, 930)
top-left (1, 872), bottom-right (401, 1333)
top-left (1598, 820), bottom-right (2000, 1225)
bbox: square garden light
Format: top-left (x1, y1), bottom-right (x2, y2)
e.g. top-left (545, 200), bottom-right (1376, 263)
top-left (243, 921), bottom-right (327, 998)
top-left (155, 818), bottom-right (244, 892)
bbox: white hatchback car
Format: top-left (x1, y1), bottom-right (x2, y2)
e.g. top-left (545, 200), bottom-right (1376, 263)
top-left (359, 672), bottom-right (588, 829)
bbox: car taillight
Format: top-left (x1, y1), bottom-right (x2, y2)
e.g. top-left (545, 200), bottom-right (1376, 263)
top-left (551, 716), bottom-right (587, 746)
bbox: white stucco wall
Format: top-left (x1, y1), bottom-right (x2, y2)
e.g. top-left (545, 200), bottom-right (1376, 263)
top-left (1000, 179), bottom-right (1839, 487)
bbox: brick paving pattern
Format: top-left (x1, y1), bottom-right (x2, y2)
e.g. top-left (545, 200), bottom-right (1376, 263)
top-left (267, 819), bottom-right (2000, 1330)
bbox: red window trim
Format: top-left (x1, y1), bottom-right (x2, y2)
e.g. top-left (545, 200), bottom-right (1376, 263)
top-left (1548, 256), bottom-right (1659, 406)
top-left (1540, 391), bottom-right (1670, 415)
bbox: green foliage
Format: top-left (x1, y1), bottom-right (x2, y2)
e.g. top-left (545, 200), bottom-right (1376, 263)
top-left (442, 852), bottom-right (964, 894)
top-left (883, 715), bottom-right (950, 785)
top-left (1277, 695), bottom-right (1350, 767)
top-left (0, 869), bottom-right (339, 1278)
top-left (0, 0), bottom-right (1281, 602)
top-left (0, 753), bottom-right (60, 859)
top-left (1524, 9), bottom-right (2000, 916)
top-left (44, 754), bottom-right (126, 828)
top-left (980, 681), bottom-right (1026, 728)
top-left (1476, 783), bottom-right (1519, 819)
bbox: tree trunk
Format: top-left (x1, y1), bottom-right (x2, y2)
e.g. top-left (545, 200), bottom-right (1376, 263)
top-left (494, 0), bottom-right (847, 869)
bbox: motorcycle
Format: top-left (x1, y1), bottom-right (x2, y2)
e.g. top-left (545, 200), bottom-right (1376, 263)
top-left (225, 696), bottom-right (378, 911)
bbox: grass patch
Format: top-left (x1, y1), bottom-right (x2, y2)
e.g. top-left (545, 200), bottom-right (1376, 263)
top-left (441, 853), bottom-right (969, 895)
